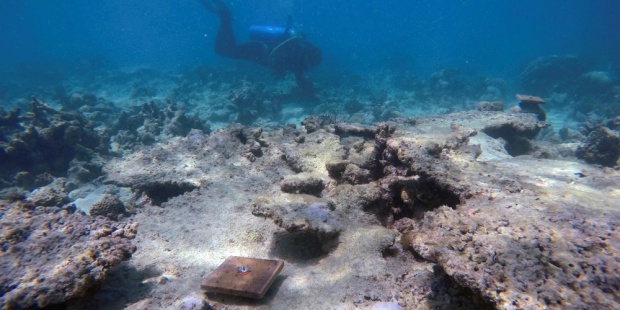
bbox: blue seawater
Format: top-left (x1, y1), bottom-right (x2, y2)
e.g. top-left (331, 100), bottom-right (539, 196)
top-left (1, 0), bottom-right (618, 76)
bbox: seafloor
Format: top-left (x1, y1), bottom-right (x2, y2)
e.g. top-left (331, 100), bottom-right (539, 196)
top-left (1, 55), bottom-right (619, 309)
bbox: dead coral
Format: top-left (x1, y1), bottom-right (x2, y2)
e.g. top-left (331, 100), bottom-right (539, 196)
top-left (576, 126), bottom-right (620, 167)
top-left (0, 201), bottom-right (137, 309)
top-left (0, 97), bottom-right (107, 190)
top-left (280, 174), bottom-right (325, 196)
top-left (252, 200), bottom-right (342, 254)
top-left (409, 203), bottom-right (620, 310)
top-left (89, 193), bottom-right (127, 220)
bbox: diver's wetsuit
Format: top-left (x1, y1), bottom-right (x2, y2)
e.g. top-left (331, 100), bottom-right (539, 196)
top-left (201, 0), bottom-right (321, 90)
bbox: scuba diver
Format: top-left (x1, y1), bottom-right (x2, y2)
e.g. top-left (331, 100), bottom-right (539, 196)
top-left (200, 0), bottom-right (321, 93)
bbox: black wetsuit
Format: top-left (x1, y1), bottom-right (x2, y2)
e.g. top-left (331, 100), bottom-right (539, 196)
top-left (203, 0), bottom-right (321, 89)
top-left (213, 10), bottom-right (266, 63)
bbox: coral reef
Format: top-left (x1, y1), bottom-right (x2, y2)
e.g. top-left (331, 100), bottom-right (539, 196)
top-left (111, 101), bottom-right (209, 154)
top-left (103, 125), bottom-right (274, 205)
top-left (0, 97), bottom-right (107, 191)
top-left (576, 125), bottom-right (620, 167)
top-left (0, 94), bottom-right (209, 195)
top-left (0, 200), bottom-right (137, 309)
top-left (519, 54), bottom-right (619, 119)
top-left (89, 193), bottom-right (127, 220)
top-left (94, 108), bottom-right (620, 309)
top-left (520, 55), bottom-right (587, 97)
top-left (380, 117), bottom-right (620, 309)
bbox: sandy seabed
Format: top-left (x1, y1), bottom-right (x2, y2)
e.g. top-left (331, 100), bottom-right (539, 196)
top-left (69, 111), bottom-right (620, 309)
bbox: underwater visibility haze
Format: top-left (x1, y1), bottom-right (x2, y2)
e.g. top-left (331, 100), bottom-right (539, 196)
top-left (2, 1), bottom-right (619, 74)
top-left (1, 1), bottom-right (620, 309)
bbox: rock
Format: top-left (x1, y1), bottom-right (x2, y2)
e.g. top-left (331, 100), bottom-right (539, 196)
top-left (280, 144), bottom-right (304, 173)
top-left (67, 159), bottom-right (104, 183)
top-left (0, 97), bottom-right (108, 190)
top-left (608, 116), bottom-right (620, 130)
top-left (475, 101), bottom-right (504, 111)
top-left (65, 92), bottom-right (97, 111)
top-left (576, 126), bottom-right (620, 167)
top-left (325, 160), bottom-right (351, 179)
top-left (89, 194), bottom-right (126, 220)
top-left (329, 183), bottom-right (385, 217)
top-left (342, 164), bottom-right (372, 184)
top-left (371, 301), bottom-right (402, 310)
top-left (577, 70), bottom-right (616, 93)
top-left (280, 174), bottom-right (325, 196)
top-left (14, 171), bottom-right (34, 189)
top-left (28, 185), bottom-right (68, 207)
top-left (520, 55), bottom-right (587, 96)
top-left (481, 113), bottom-right (546, 156)
top-left (559, 127), bottom-right (585, 142)
top-left (518, 99), bottom-right (547, 121)
top-left (180, 295), bottom-right (209, 310)
top-left (252, 200), bottom-right (342, 253)
top-left (402, 152), bottom-right (620, 310)
top-left (347, 140), bottom-right (381, 171)
top-left (334, 123), bottom-right (377, 139)
top-left (0, 201), bottom-right (137, 309)
top-left (110, 102), bottom-right (208, 153)
top-left (0, 107), bottom-right (22, 128)
top-left (301, 115), bottom-right (323, 133)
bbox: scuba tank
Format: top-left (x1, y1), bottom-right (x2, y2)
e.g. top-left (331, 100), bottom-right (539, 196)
top-left (249, 25), bottom-right (289, 42)
top-left (250, 16), bottom-right (297, 42)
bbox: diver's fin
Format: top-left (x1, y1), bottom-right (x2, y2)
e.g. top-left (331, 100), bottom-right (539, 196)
top-left (200, 0), bottom-right (231, 19)
top-left (200, 0), bottom-right (217, 13)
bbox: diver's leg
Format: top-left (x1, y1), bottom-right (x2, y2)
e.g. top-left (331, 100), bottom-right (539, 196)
top-left (212, 5), bottom-right (237, 57)
top-left (202, 0), bottom-right (265, 61)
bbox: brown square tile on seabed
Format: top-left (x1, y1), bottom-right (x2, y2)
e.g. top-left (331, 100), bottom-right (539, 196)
top-left (201, 256), bottom-right (285, 299)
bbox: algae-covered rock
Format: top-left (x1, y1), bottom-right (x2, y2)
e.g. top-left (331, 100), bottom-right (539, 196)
top-left (253, 200), bottom-right (342, 238)
top-left (342, 163), bottom-right (372, 184)
top-left (576, 126), bottom-right (620, 167)
top-left (475, 101), bottom-right (504, 111)
top-left (325, 160), bottom-right (351, 178)
top-left (0, 201), bottom-right (137, 309)
top-left (280, 173), bottom-right (325, 196)
top-left (27, 185), bottom-right (69, 207)
top-left (89, 193), bottom-right (127, 220)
